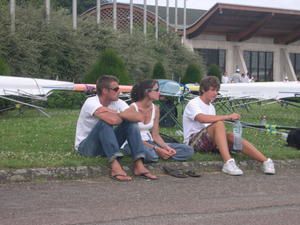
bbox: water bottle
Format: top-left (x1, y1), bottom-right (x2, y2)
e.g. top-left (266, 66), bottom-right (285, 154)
top-left (260, 115), bottom-right (267, 132)
top-left (281, 132), bottom-right (288, 141)
top-left (233, 120), bottom-right (243, 151)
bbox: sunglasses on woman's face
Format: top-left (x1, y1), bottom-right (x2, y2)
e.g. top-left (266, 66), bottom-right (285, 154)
top-left (108, 86), bottom-right (120, 92)
top-left (148, 87), bottom-right (159, 92)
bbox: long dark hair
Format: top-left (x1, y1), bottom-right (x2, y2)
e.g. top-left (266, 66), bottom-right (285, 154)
top-left (131, 79), bottom-right (159, 102)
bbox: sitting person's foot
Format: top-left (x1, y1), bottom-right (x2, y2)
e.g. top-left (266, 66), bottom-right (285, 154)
top-left (262, 158), bottom-right (275, 175)
top-left (134, 170), bottom-right (158, 180)
top-left (111, 171), bottom-right (132, 182)
top-left (134, 159), bottom-right (158, 180)
top-left (222, 158), bottom-right (243, 176)
top-left (110, 160), bottom-right (132, 181)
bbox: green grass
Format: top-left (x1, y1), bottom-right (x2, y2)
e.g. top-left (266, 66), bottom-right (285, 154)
top-left (0, 100), bottom-right (300, 169)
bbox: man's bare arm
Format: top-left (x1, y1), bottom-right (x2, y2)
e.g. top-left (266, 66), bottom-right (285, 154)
top-left (94, 107), bottom-right (122, 125)
top-left (195, 113), bottom-right (240, 123)
top-left (119, 105), bottom-right (144, 122)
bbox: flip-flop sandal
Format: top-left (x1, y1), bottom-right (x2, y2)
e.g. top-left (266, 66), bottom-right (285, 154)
top-left (184, 170), bottom-right (201, 177)
top-left (163, 166), bottom-right (188, 178)
top-left (135, 172), bottom-right (158, 180)
top-left (110, 174), bottom-right (132, 182)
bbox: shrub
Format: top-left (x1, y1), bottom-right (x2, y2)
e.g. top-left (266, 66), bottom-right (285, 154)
top-left (207, 64), bottom-right (222, 81)
top-left (152, 62), bottom-right (166, 79)
top-left (181, 63), bottom-right (203, 84)
top-left (84, 49), bottom-right (130, 84)
top-left (47, 91), bottom-right (87, 109)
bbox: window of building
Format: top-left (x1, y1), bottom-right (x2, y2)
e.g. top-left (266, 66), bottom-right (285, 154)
top-left (244, 51), bottom-right (273, 81)
top-left (195, 49), bottom-right (226, 73)
top-left (290, 53), bottom-right (300, 77)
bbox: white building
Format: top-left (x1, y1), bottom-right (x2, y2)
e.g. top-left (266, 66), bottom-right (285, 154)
top-left (183, 3), bottom-right (300, 81)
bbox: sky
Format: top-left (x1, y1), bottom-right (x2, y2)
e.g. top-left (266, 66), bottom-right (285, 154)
top-left (118, 0), bottom-right (300, 11)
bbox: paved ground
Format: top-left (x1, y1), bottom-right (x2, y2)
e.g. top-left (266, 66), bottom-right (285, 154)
top-left (0, 167), bottom-right (300, 225)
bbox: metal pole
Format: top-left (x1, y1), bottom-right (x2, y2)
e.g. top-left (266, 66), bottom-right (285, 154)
top-left (166, 0), bottom-right (169, 33)
top-left (143, 0), bottom-right (147, 36)
top-left (113, 0), bottom-right (117, 30)
top-left (183, 0), bottom-right (186, 39)
top-left (175, 0), bottom-right (178, 32)
top-left (96, 0), bottom-right (101, 25)
top-left (10, 0), bottom-right (16, 34)
top-left (130, 0), bottom-right (133, 34)
top-left (72, 0), bottom-right (77, 30)
top-left (155, 0), bottom-right (158, 40)
top-left (45, 0), bottom-right (50, 23)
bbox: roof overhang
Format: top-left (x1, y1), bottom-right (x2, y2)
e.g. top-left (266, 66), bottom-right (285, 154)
top-left (185, 3), bottom-right (300, 45)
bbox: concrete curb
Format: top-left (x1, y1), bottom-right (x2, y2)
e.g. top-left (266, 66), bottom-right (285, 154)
top-left (1, 159), bottom-right (299, 183)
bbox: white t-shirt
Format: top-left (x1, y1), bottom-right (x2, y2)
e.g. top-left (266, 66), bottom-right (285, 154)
top-left (74, 95), bottom-right (129, 150)
top-left (222, 75), bottom-right (229, 84)
top-left (182, 97), bottom-right (216, 144)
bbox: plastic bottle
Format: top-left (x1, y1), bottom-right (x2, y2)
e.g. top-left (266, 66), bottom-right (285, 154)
top-left (233, 120), bottom-right (243, 151)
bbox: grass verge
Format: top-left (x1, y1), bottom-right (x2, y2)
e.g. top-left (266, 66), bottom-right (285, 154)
top-left (0, 101), bottom-right (300, 169)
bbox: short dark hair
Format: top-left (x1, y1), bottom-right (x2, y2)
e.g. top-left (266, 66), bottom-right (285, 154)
top-left (96, 75), bottom-right (119, 95)
top-left (199, 76), bottom-right (220, 95)
top-left (131, 79), bottom-right (159, 102)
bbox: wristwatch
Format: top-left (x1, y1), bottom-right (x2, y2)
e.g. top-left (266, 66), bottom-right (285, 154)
top-left (153, 146), bottom-right (157, 151)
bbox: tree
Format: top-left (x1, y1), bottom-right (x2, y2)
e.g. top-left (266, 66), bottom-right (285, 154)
top-left (207, 64), bottom-right (222, 81)
top-left (0, 3), bottom-right (204, 83)
top-left (152, 62), bottom-right (166, 79)
top-left (181, 63), bottom-right (203, 84)
top-left (84, 49), bottom-right (130, 84)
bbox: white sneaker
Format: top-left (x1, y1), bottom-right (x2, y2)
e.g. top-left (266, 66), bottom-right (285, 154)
top-left (262, 158), bottom-right (275, 175)
top-left (222, 159), bottom-right (243, 176)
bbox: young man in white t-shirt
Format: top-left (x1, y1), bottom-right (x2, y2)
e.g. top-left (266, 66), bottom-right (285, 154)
top-left (75, 75), bottom-right (157, 181)
top-left (183, 76), bottom-right (275, 176)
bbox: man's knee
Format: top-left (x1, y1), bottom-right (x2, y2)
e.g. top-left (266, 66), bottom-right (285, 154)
top-left (96, 120), bottom-right (113, 130)
top-left (214, 120), bottom-right (225, 127)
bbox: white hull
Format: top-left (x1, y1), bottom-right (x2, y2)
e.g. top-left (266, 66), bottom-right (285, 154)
top-left (219, 82), bottom-right (300, 99)
top-left (0, 75), bottom-right (74, 97)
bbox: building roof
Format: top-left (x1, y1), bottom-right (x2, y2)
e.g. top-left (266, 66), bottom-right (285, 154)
top-left (186, 3), bottom-right (300, 44)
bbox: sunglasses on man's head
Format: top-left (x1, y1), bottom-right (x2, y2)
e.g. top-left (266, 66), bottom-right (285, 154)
top-left (108, 87), bottom-right (120, 92)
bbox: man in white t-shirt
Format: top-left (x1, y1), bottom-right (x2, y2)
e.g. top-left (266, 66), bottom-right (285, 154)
top-left (183, 76), bottom-right (275, 176)
top-left (75, 75), bottom-right (157, 181)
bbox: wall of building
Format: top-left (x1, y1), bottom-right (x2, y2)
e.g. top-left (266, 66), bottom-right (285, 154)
top-left (186, 35), bottom-right (300, 81)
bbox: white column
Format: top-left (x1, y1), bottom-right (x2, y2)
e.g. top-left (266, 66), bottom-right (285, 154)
top-left (45, 0), bottom-right (50, 23)
top-left (183, 0), bottom-right (186, 39)
top-left (143, 0), bottom-right (147, 36)
top-left (113, 0), bottom-right (117, 30)
top-left (96, 0), bottom-right (101, 25)
top-left (155, 0), bottom-right (158, 40)
top-left (166, 0), bottom-right (169, 33)
top-left (175, 0), bottom-right (178, 32)
top-left (130, 0), bottom-right (133, 34)
top-left (10, 0), bottom-right (16, 33)
top-left (72, 0), bottom-right (77, 30)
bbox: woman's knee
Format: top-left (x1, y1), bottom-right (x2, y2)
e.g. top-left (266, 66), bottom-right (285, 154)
top-left (144, 147), bottom-right (159, 162)
top-left (173, 144), bottom-right (194, 159)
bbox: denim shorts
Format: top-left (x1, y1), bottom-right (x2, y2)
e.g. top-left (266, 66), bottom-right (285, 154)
top-left (188, 128), bottom-right (218, 153)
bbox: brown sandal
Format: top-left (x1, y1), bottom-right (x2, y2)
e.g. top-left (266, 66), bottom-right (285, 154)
top-left (110, 174), bottom-right (132, 182)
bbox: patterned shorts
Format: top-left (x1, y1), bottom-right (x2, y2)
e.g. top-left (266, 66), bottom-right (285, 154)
top-left (189, 128), bottom-right (218, 153)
